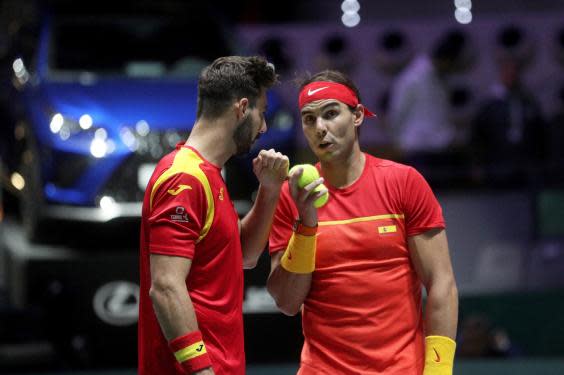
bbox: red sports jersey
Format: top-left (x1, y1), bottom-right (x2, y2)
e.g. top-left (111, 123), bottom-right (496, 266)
top-left (138, 144), bottom-right (244, 375)
top-left (269, 154), bottom-right (445, 375)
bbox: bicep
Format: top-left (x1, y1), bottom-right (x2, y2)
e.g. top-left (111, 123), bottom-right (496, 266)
top-left (408, 228), bottom-right (454, 288)
top-left (150, 253), bottom-right (193, 285)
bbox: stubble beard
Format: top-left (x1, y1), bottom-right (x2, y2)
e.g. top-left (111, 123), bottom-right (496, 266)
top-left (233, 114), bottom-right (258, 156)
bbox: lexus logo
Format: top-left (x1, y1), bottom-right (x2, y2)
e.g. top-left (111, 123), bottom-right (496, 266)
top-left (93, 281), bottom-right (139, 326)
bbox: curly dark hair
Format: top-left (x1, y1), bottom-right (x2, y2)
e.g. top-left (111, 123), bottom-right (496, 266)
top-left (197, 56), bottom-right (278, 119)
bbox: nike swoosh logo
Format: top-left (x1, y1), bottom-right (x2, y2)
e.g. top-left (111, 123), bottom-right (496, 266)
top-left (196, 344), bottom-right (204, 352)
top-left (433, 348), bottom-right (441, 363)
top-left (167, 184), bottom-right (192, 195)
top-left (308, 86), bottom-right (329, 96)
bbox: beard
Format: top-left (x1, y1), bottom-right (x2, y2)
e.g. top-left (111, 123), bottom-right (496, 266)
top-left (233, 114), bottom-right (260, 156)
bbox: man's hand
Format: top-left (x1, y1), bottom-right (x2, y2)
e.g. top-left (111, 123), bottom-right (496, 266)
top-left (288, 166), bottom-right (326, 227)
top-left (252, 149), bottom-right (289, 190)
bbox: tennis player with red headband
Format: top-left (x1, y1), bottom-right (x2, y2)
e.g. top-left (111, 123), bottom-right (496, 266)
top-left (267, 70), bottom-right (458, 375)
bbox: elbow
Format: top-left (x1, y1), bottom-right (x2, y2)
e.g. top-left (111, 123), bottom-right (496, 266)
top-left (266, 284), bottom-right (301, 316)
top-left (242, 256), bottom-right (258, 270)
top-left (276, 301), bottom-right (301, 316)
top-left (149, 277), bottom-right (178, 305)
top-left (431, 275), bottom-right (459, 305)
top-left (444, 273), bottom-right (458, 300)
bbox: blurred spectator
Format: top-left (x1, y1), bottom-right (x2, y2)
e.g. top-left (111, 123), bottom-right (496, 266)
top-left (388, 29), bottom-right (469, 182)
top-left (470, 56), bottom-right (546, 186)
top-left (258, 36), bottom-right (293, 76)
top-left (314, 33), bottom-right (356, 76)
top-left (458, 314), bottom-right (521, 358)
top-left (374, 29), bottom-right (414, 76)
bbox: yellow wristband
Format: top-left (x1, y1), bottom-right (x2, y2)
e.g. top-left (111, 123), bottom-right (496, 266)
top-left (280, 232), bottom-right (316, 273)
top-left (423, 335), bottom-right (456, 375)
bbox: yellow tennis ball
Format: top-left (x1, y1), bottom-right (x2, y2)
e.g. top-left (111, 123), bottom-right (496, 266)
top-left (289, 164), bottom-right (319, 188)
top-left (313, 183), bottom-right (329, 208)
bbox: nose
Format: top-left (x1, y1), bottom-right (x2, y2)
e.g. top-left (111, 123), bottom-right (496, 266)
top-left (315, 117), bottom-right (327, 138)
top-left (259, 118), bottom-right (267, 134)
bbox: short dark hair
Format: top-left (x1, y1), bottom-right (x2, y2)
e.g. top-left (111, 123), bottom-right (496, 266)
top-left (298, 69), bottom-right (362, 105)
top-left (197, 56), bottom-right (278, 119)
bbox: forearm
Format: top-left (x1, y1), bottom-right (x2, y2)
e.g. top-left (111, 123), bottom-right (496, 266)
top-left (267, 253), bottom-right (312, 316)
top-left (424, 277), bottom-right (458, 339)
top-left (150, 282), bottom-right (199, 340)
top-left (240, 184), bottom-right (281, 268)
top-left (267, 266), bottom-right (311, 316)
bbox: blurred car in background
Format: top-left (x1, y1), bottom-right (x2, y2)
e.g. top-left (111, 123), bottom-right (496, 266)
top-left (0, 2), bottom-right (297, 242)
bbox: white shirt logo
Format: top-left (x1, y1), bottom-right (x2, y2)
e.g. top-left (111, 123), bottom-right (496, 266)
top-left (308, 86), bottom-right (329, 96)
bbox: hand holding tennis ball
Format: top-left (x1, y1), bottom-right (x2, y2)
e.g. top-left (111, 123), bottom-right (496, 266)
top-left (288, 164), bottom-right (329, 208)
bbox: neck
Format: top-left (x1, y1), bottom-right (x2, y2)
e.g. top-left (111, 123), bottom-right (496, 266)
top-left (320, 143), bottom-right (365, 189)
top-left (185, 117), bottom-right (235, 167)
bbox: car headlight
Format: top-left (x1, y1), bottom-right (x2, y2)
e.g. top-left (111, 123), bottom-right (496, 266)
top-left (49, 112), bottom-right (99, 139)
top-left (48, 112), bottom-right (115, 158)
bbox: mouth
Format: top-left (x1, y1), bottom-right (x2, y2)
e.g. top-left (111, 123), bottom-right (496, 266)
top-left (318, 140), bottom-right (332, 150)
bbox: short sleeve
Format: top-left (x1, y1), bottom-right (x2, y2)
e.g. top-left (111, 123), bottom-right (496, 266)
top-left (148, 173), bottom-right (207, 259)
top-left (268, 182), bottom-right (298, 254)
top-left (403, 167), bottom-right (445, 237)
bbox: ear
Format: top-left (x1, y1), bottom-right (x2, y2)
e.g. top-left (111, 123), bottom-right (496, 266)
top-left (235, 98), bottom-right (249, 120)
top-left (353, 104), bottom-right (365, 128)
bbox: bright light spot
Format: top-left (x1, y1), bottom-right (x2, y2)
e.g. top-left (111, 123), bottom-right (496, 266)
top-left (90, 138), bottom-right (108, 158)
top-left (136, 120), bottom-right (150, 136)
top-left (454, 0), bottom-right (472, 10)
top-left (59, 127), bottom-right (71, 140)
top-left (50, 113), bottom-right (64, 133)
top-left (94, 128), bottom-right (107, 140)
top-left (273, 111), bottom-right (293, 131)
top-left (120, 127), bottom-right (139, 151)
top-left (342, 12), bottom-right (361, 27)
top-left (12, 58), bottom-right (24, 74)
top-left (106, 139), bottom-right (116, 154)
top-left (79, 114), bottom-right (93, 129)
top-left (455, 8), bottom-right (472, 24)
top-left (11, 172), bottom-right (25, 190)
top-left (341, 0), bottom-right (360, 13)
top-left (99, 196), bottom-right (116, 211)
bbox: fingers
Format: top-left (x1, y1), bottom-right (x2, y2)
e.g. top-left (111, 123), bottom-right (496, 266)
top-left (256, 149), bottom-right (289, 174)
top-left (253, 149), bottom-right (290, 186)
top-left (293, 176), bottom-right (324, 204)
top-left (252, 155), bottom-right (263, 175)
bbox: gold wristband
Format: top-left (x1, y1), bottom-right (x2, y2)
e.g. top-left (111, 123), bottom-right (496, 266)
top-left (423, 335), bottom-right (456, 375)
top-left (280, 232), bottom-right (316, 273)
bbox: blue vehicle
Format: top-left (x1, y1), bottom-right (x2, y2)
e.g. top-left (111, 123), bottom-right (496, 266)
top-left (0, 3), bottom-right (297, 241)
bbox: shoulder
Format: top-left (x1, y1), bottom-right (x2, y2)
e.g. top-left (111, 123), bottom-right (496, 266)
top-left (366, 154), bottom-right (415, 178)
top-left (364, 154), bottom-right (429, 192)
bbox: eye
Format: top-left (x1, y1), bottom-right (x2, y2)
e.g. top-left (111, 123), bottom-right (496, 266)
top-left (302, 115), bottom-right (315, 125)
top-left (324, 109), bottom-right (338, 119)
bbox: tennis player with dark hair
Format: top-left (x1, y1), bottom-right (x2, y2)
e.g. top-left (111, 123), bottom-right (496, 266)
top-left (138, 56), bottom-right (288, 375)
top-left (268, 69), bottom-right (458, 375)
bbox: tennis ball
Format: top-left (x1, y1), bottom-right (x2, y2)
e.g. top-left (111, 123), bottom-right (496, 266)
top-left (313, 183), bottom-right (329, 208)
top-left (289, 164), bottom-right (319, 188)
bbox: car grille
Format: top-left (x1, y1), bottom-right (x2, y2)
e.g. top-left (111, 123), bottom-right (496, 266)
top-left (100, 129), bottom-right (189, 203)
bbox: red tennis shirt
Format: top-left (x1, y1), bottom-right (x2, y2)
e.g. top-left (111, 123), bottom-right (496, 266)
top-left (269, 154), bottom-right (445, 374)
top-left (138, 144), bottom-right (244, 375)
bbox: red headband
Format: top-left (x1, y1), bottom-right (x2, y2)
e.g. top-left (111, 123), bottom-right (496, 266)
top-left (298, 81), bottom-right (376, 117)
